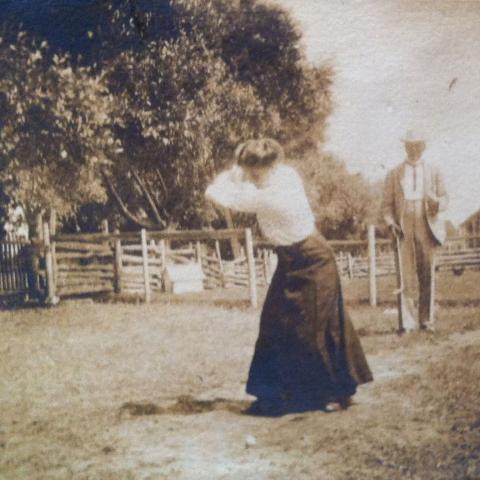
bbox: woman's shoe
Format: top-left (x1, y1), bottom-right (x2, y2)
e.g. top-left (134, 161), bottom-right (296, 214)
top-left (337, 395), bottom-right (352, 410)
top-left (244, 399), bottom-right (285, 417)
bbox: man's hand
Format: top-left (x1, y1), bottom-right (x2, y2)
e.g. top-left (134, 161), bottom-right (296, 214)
top-left (389, 223), bottom-right (403, 238)
top-left (426, 194), bottom-right (440, 216)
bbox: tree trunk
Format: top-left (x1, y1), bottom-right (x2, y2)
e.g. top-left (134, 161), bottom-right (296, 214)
top-left (223, 208), bottom-right (241, 258)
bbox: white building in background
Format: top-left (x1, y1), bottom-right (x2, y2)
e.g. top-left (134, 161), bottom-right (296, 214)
top-left (459, 209), bottom-right (480, 248)
top-left (4, 204), bottom-right (29, 240)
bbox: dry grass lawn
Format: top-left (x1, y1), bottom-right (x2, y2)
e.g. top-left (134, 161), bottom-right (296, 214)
top-left (0, 270), bottom-right (479, 479)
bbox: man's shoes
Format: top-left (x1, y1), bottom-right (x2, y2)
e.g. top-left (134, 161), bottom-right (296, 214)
top-left (420, 324), bottom-right (435, 332)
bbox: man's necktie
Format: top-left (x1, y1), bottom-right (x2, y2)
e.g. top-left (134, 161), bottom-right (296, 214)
top-left (413, 165), bottom-right (417, 191)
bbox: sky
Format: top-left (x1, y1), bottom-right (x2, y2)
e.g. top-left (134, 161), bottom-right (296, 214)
top-left (274, 0), bottom-right (480, 225)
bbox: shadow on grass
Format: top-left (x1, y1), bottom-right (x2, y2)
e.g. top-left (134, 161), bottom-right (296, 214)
top-left (98, 289), bottom-right (255, 310)
top-left (0, 297), bottom-right (51, 312)
top-left (118, 396), bottom-right (342, 419)
top-left (356, 327), bottom-right (401, 337)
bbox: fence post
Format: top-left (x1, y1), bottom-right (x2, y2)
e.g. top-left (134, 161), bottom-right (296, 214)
top-left (368, 224), bottom-right (377, 307)
top-left (6, 240), bottom-right (13, 292)
top-left (43, 222), bottom-right (57, 304)
top-left (102, 219), bottom-right (109, 234)
top-left (49, 209), bottom-right (57, 286)
top-left (195, 240), bottom-right (202, 265)
top-left (141, 228), bottom-right (151, 303)
top-left (160, 240), bottom-right (167, 271)
top-left (113, 229), bottom-right (122, 294)
top-left (215, 240), bottom-right (225, 287)
top-left (347, 252), bottom-right (354, 279)
top-left (262, 248), bottom-right (270, 286)
top-left (245, 228), bottom-right (258, 308)
top-left (36, 213), bottom-right (44, 241)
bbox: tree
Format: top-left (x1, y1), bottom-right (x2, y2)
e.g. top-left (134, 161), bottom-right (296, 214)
top-left (99, 0), bottom-right (333, 229)
top-left (172, 0), bottom-right (333, 153)
top-left (101, 31), bottom-right (267, 229)
top-left (0, 33), bottom-right (117, 227)
top-left (297, 152), bottom-right (380, 240)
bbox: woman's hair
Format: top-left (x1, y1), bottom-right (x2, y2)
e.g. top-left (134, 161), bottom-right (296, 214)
top-left (235, 138), bottom-right (284, 169)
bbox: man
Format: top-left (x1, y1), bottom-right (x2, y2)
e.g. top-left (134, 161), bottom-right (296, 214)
top-left (382, 130), bottom-right (449, 331)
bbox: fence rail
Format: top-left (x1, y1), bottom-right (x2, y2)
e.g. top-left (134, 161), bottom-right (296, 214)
top-left (3, 225), bottom-right (480, 307)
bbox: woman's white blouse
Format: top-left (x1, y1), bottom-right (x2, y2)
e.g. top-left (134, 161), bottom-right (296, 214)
top-left (205, 164), bottom-right (316, 246)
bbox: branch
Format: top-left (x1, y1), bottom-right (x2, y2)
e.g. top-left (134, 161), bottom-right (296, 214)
top-left (155, 168), bottom-right (168, 197)
top-left (143, 175), bottom-right (171, 223)
top-left (130, 168), bottom-right (167, 227)
top-left (101, 171), bottom-right (155, 229)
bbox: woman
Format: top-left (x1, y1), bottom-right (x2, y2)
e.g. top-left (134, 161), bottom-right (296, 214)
top-left (206, 138), bottom-right (373, 415)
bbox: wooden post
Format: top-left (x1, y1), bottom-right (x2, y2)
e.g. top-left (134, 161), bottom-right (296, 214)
top-left (195, 241), bottom-right (202, 265)
top-left (49, 209), bottom-right (57, 286)
top-left (43, 222), bottom-right (57, 304)
top-left (347, 252), bottom-right (354, 279)
top-left (141, 228), bottom-right (151, 303)
top-left (113, 228), bottom-right (122, 294)
top-left (159, 239), bottom-right (167, 271)
top-left (6, 241), bottom-right (13, 292)
top-left (149, 239), bottom-right (158, 290)
top-left (102, 219), bottom-right (109, 234)
top-left (0, 243), bottom-right (4, 293)
top-left (36, 213), bottom-right (44, 241)
top-left (269, 249), bottom-right (277, 281)
top-left (262, 248), bottom-right (270, 286)
top-left (215, 240), bottom-right (225, 287)
top-left (245, 228), bottom-right (258, 308)
top-left (49, 209), bottom-right (56, 235)
top-left (368, 224), bottom-right (377, 307)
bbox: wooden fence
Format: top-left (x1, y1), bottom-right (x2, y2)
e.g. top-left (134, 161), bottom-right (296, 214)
top-left (55, 239), bottom-right (115, 297)
top-left (47, 227), bottom-right (262, 306)
top-left (3, 224), bottom-right (480, 308)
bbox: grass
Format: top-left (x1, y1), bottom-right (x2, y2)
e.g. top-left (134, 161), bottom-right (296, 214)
top-left (334, 345), bottom-right (480, 480)
top-left (342, 270), bottom-right (480, 306)
top-left (0, 269), bottom-right (479, 479)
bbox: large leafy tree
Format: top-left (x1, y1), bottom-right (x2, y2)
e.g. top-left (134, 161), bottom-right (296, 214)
top-left (0, 0), bottom-right (334, 232)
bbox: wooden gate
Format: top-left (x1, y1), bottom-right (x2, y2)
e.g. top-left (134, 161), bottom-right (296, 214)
top-left (0, 239), bottom-right (31, 298)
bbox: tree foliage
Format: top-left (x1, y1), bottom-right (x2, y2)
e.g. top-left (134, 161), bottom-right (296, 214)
top-left (100, 0), bottom-right (333, 229)
top-left (0, 33), bottom-right (117, 224)
top-left (0, 0), bottom-right (380, 239)
top-left (297, 152), bottom-right (381, 239)
top-left (1, 0), bottom-right (334, 231)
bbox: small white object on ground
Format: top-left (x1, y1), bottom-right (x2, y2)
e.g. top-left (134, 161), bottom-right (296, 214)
top-left (245, 434), bottom-right (257, 448)
top-left (383, 308), bottom-right (398, 315)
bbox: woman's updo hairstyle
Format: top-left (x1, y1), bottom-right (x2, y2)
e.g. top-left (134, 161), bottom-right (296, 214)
top-left (235, 138), bottom-right (284, 169)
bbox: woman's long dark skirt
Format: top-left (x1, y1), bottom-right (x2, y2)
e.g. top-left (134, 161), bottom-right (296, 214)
top-left (246, 233), bottom-right (373, 413)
